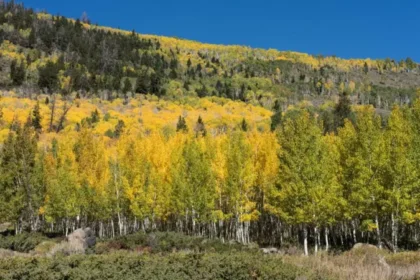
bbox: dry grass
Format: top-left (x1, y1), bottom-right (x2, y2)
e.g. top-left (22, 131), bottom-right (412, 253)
top-left (282, 247), bottom-right (420, 280)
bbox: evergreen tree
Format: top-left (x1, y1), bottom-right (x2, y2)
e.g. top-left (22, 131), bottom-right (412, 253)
top-left (270, 100), bottom-right (282, 132)
top-left (28, 27), bottom-right (36, 48)
top-left (32, 101), bottom-right (42, 131)
top-left (334, 91), bottom-right (353, 130)
top-left (38, 61), bottom-right (59, 93)
top-left (135, 72), bottom-right (150, 94)
top-left (194, 116), bottom-right (207, 137)
top-left (364, 62), bottom-right (369, 74)
top-left (197, 84), bottom-right (208, 98)
top-left (90, 109), bottom-right (100, 124)
top-left (240, 118), bottom-right (248, 132)
top-left (150, 73), bottom-right (162, 95)
top-left (10, 60), bottom-right (25, 86)
top-left (176, 116), bottom-right (188, 132)
top-left (122, 78), bottom-right (132, 95)
top-left (114, 120), bottom-right (125, 138)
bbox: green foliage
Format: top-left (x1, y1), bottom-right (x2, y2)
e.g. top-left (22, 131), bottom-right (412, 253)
top-left (194, 116), bottom-right (206, 137)
top-left (334, 91), bottom-right (353, 130)
top-left (176, 116), bottom-right (188, 132)
top-left (31, 101), bottom-right (42, 131)
top-left (0, 233), bottom-right (48, 252)
top-left (0, 251), bottom-right (318, 280)
top-left (96, 231), bottom-right (247, 254)
top-left (0, 123), bottom-right (40, 228)
top-left (10, 60), bottom-right (25, 86)
top-left (270, 100), bottom-right (282, 132)
top-left (38, 61), bottom-right (61, 93)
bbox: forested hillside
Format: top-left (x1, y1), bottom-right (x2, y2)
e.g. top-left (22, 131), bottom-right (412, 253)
top-left (1, 1), bottom-right (420, 257)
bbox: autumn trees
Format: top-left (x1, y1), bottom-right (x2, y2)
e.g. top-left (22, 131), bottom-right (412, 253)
top-left (2, 101), bottom-right (420, 254)
top-left (0, 1), bottom-right (417, 112)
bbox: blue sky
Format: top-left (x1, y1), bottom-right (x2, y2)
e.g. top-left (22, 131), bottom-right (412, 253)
top-left (21, 0), bottom-right (420, 61)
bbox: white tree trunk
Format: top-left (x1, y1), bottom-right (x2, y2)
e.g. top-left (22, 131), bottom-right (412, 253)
top-left (325, 227), bottom-right (329, 252)
top-left (303, 226), bottom-right (309, 256)
top-left (376, 214), bottom-right (382, 249)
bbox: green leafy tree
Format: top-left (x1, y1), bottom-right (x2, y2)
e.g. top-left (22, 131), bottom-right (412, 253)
top-left (338, 106), bottom-right (387, 248)
top-left (171, 139), bottom-right (216, 232)
top-left (0, 123), bottom-right (40, 232)
top-left (271, 110), bottom-right (341, 255)
top-left (383, 106), bottom-right (417, 251)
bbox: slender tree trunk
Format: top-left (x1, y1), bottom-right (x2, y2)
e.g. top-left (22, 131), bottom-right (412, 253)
top-left (391, 212), bottom-right (397, 253)
top-left (376, 214), bottom-right (382, 249)
top-left (49, 94), bottom-right (56, 132)
top-left (303, 226), bottom-right (309, 256)
top-left (351, 220), bottom-right (357, 244)
top-left (325, 227), bottom-right (329, 251)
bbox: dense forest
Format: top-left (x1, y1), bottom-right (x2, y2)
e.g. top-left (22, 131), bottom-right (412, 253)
top-left (1, 1), bottom-right (420, 258)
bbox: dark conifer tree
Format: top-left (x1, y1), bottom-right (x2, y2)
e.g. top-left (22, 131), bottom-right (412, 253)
top-left (334, 91), bottom-right (353, 130)
top-left (240, 118), bottom-right (248, 132)
top-left (31, 101), bottom-right (42, 132)
top-left (176, 116), bottom-right (188, 132)
top-left (270, 100), bottom-right (283, 132)
top-left (194, 116), bottom-right (207, 137)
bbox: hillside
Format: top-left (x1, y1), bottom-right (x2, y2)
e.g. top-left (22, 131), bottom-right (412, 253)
top-left (3, 1), bottom-right (420, 264)
top-left (0, 2), bottom-right (418, 112)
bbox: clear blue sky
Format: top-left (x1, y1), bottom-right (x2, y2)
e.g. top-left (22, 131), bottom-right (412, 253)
top-left (21, 0), bottom-right (420, 61)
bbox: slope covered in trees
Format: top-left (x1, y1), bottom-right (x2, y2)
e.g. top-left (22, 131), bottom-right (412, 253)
top-left (0, 1), bottom-right (418, 111)
top-left (2, 1), bottom-right (420, 257)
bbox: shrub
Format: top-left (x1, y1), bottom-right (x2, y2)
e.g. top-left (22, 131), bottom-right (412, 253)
top-left (0, 252), bottom-right (318, 280)
top-left (0, 233), bottom-right (48, 253)
top-left (96, 231), bottom-right (251, 254)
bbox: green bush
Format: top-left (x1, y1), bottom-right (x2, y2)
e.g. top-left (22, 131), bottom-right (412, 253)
top-left (0, 252), bottom-right (322, 280)
top-left (0, 233), bottom-right (48, 253)
top-left (96, 231), bottom-right (250, 254)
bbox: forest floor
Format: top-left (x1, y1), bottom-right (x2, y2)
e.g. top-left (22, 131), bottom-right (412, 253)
top-left (0, 231), bottom-right (420, 280)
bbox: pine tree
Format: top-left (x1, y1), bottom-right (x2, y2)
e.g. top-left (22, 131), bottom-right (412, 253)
top-left (32, 100), bottom-right (42, 131)
top-left (197, 84), bottom-right (208, 98)
top-left (114, 120), bottom-right (125, 138)
top-left (194, 116), bottom-right (207, 137)
top-left (270, 100), bottom-right (282, 132)
top-left (10, 60), bottom-right (25, 86)
top-left (240, 118), bottom-right (248, 132)
top-left (122, 78), bottom-right (132, 95)
top-left (334, 91), bottom-right (353, 130)
top-left (28, 27), bottom-right (36, 48)
top-left (90, 109), bottom-right (100, 124)
top-left (364, 62), bottom-right (369, 74)
top-left (176, 116), bottom-right (188, 132)
top-left (135, 72), bottom-right (150, 94)
top-left (38, 61), bottom-right (59, 93)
